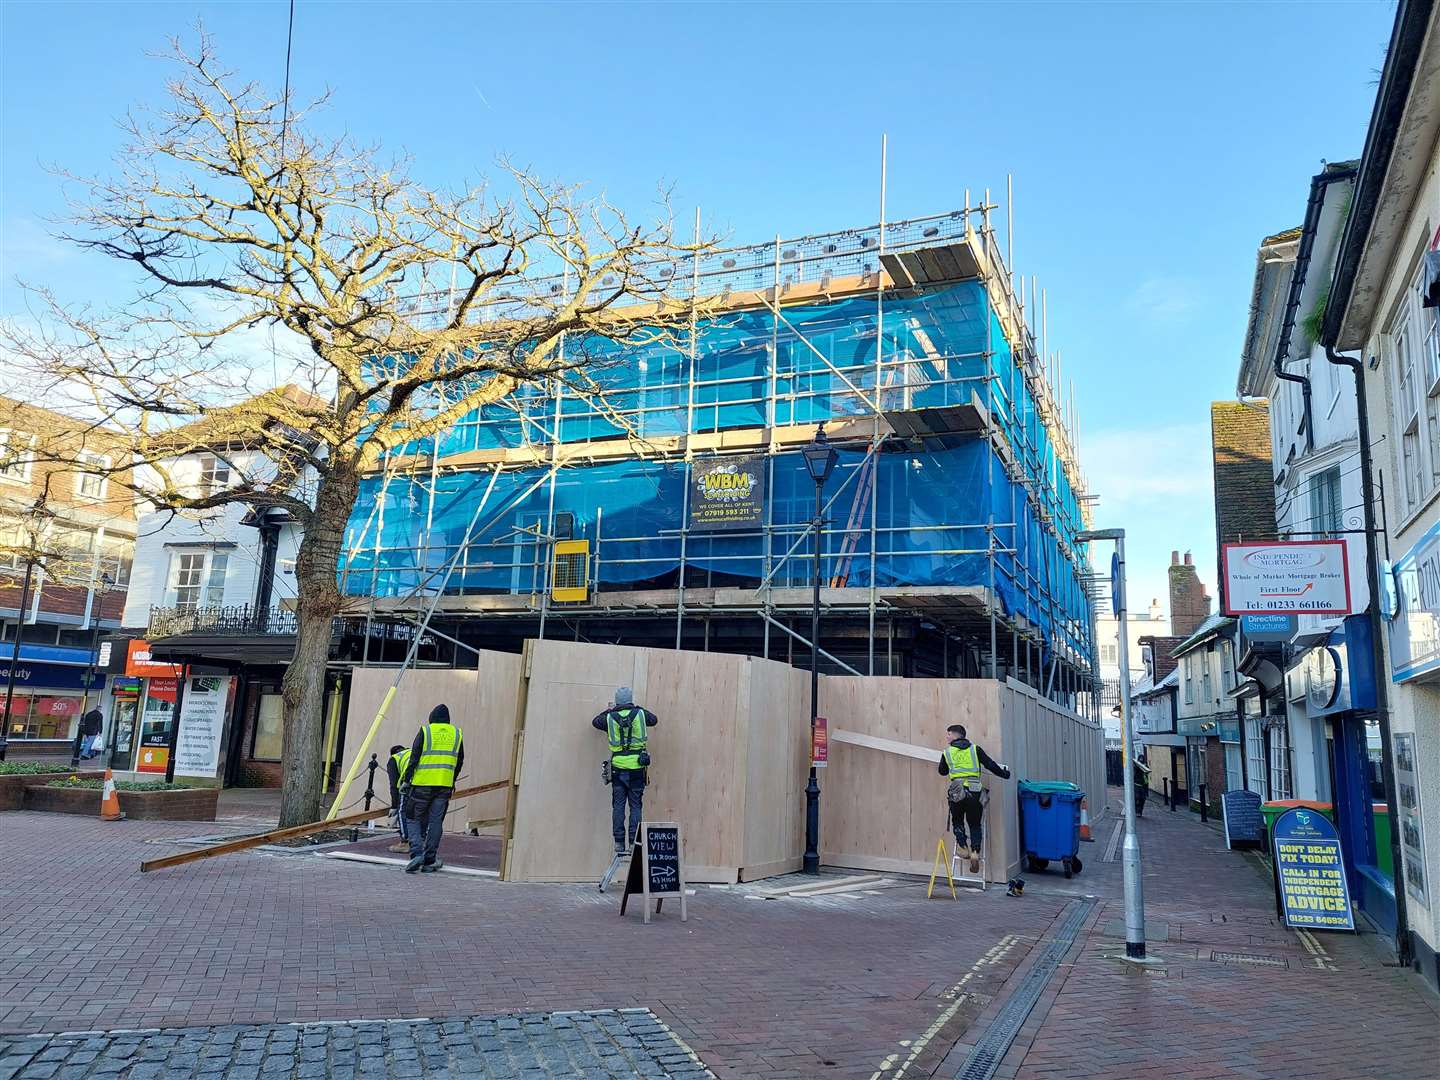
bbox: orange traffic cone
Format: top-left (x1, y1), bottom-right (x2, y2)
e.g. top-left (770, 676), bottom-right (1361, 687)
top-left (1078, 796), bottom-right (1092, 842)
top-left (100, 768), bottom-right (124, 822)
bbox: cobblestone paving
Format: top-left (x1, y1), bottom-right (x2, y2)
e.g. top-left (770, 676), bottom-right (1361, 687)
top-left (0, 1010), bottom-right (710, 1079)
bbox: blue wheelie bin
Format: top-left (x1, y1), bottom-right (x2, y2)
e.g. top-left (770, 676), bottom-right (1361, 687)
top-left (1017, 780), bottom-right (1085, 878)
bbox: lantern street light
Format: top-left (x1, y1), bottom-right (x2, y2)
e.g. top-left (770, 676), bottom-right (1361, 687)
top-left (801, 426), bottom-right (838, 875)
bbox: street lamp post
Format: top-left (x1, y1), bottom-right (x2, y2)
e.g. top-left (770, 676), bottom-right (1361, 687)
top-left (1, 498), bottom-right (56, 763)
top-left (1078, 527), bottom-right (1148, 961)
top-left (801, 427), bottom-right (838, 876)
top-left (71, 572), bottom-right (116, 767)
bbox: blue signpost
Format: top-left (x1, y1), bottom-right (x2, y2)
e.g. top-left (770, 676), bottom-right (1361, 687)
top-left (1272, 807), bottom-right (1355, 931)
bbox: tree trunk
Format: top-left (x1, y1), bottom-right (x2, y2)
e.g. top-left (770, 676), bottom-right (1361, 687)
top-left (278, 469), bottom-right (359, 827)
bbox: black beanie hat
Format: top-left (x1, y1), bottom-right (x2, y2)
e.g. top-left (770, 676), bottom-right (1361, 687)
top-left (428, 703), bottom-right (450, 724)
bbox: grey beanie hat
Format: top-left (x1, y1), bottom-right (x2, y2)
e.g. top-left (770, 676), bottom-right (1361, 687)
top-left (614, 686), bottom-right (634, 706)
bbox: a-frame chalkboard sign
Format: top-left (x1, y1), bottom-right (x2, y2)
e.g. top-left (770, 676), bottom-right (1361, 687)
top-left (619, 821), bottom-right (688, 923)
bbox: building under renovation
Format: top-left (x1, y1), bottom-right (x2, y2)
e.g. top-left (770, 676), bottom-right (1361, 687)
top-left (338, 204), bottom-right (1097, 710)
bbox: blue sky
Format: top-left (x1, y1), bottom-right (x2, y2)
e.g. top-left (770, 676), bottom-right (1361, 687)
top-left (0, 0), bottom-right (1397, 608)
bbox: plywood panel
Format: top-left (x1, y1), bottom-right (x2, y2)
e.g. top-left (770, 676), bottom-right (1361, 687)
top-left (995, 679), bottom-right (1105, 879)
top-left (819, 676), bottom-right (914, 867)
top-left (507, 640), bottom-right (764, 883)
top-left (741, 657), bottom-right (809, 879)
top-left (910, 679), bottom-right (1010, 876)
top-left (341, 654), bottom-right (522, 835)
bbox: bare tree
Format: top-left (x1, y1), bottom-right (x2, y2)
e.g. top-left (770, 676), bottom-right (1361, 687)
top-left (1, 34), bottom-right (711, 825)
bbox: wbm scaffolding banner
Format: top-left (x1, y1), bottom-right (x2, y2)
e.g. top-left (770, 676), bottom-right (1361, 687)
top-left (689, 456), bottom-right (765, 531)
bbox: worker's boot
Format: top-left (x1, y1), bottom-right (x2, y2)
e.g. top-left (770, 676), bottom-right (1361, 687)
top-left (969, 842), bottom-right (981, 874)
top-left (405, 855), bottom-right (425, 873)
top-left (388, 840), bottom-right (410, 853)
top-left (954, 837), bottom-right (969, 861)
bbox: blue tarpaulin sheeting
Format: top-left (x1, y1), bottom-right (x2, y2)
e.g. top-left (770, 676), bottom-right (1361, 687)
top-left (341, 281), bottom-right (1094, 661)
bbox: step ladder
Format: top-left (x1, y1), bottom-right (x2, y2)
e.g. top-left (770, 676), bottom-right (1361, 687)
top-left (951, 842), bottom-right (988, 892)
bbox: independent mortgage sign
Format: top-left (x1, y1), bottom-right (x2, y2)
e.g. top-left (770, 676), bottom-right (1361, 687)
top-left (1222, 540), bottom-right (1351, 616)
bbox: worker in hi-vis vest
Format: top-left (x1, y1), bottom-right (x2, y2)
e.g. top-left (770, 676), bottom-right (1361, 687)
top-left (592, 686), bottom-right (658, 854)
top-left (401, 704), bottom-right (465, 873)
top-left (386, 743), bottom-right (413, 854)
top-left (937, 723), bottom-right (1011, 873)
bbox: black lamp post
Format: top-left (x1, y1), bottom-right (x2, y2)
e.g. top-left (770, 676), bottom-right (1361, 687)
top-left (1, 497), bottom-right (56, 763)
top-left (800, 426), bottom-right (837, 875)
top-left (71, 571), bottom-right (116, 767)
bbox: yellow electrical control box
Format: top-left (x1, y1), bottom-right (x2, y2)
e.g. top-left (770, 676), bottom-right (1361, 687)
top-left (551, 539), bottom-right (590, 602)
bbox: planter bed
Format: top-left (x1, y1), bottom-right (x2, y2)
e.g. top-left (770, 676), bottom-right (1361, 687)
top-left (0, 771), bottom-right (103, 811)
top-left (21, 784), bottom-right (218, 821)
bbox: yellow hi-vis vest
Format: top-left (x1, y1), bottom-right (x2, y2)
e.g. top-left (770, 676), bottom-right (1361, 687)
top-left (391, 747), bottom-right (413, 787)
top-left (606, 706), bottom-right (647, 771)
top-left (410, 723), bottom-right (462, 787)
top-left (946, 744), bottom-right (981, 787)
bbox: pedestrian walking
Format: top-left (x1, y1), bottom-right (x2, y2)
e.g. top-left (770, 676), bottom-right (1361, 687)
top-left (386, 742), bottom-right (412, 854)
top-left (401, 704), bottom-right (464, 874)
top-left (78, 710), bottom-right (103, 759)
top-left (592, 687), bottom-right (657, 854)
top-left (1133, 753), bottom-right (1151, 817)
top-left (938, 723), bottom-right (1011, 873)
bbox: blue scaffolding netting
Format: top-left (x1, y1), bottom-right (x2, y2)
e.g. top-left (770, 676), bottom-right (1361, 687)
top-left (342, 273), bottom-right (1094, 664)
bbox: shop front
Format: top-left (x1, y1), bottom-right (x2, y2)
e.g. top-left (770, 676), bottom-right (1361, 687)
top-left (0, 644), bottom-right (107, 755)
top-left (1384, 523), bottom-right (1440, 988)
top-left (1286, 615), bottom-right (1394, 936)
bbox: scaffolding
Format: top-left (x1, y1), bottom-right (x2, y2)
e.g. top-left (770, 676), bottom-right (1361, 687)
top-left (339, 197), bottom-right (1099, 715)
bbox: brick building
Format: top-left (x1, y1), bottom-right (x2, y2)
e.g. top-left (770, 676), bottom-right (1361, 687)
top-left (0, 396), bottom-right (135, 754)
top-left (1210, 401), bottom-right (1278, 609)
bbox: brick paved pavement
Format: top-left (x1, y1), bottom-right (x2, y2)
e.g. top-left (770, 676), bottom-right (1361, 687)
top-left (4, 794), bottom-right (1437, 1079)
top-left (0, 1010), bottom-right (707, 1079)
top-left (974, 792), bottom-right (1440, 1080)
top-left (0, 811), bottom-right (1064, 1078)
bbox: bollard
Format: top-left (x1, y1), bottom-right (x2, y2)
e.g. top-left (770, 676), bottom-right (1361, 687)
top-left (363, 754), bottom-right (380, 831)
top-left (1199, 784), bottom-right (1208, 823)
top-left (1163, 777), bottom-right (1170, 807)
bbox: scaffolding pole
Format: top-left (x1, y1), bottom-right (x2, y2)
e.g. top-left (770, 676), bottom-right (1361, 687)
top-left (676, 207), bottom-right (701, 650)
top-left (869, 133), bottom-right (886, 675)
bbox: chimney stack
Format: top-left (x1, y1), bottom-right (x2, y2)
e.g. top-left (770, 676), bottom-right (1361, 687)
top-left (1169, 551), bottom-right (1211, 637)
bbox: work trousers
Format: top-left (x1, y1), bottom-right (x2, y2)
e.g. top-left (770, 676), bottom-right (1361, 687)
top-left (611, 767), bottom-right (646, 848)
top-left (1134, 780), bottom-right (1149, 817)
top-left (406, 785), bottom-right (451, 864)
top-left (949, 788), bottom-right (984, 852)
top-left (394, 792), bottom-right (412, 843)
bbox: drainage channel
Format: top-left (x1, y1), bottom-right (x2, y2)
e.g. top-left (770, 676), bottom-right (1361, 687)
top-left (951, 897), bottom-right (1096, 1080)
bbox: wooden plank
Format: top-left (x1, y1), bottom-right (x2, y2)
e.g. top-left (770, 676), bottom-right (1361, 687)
top-left (139, 780), bottom-right (509, 872)
top-left (830, 728), bottom-right (936, 763)
top-left (499, 640), bottom-right (534, 881)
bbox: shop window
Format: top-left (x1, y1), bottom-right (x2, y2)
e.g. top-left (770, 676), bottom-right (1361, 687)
top-left (3, 693), bottom-right (81, 740)
top-left (1246, 718), bottom-right (1266, 798)
top-left (252, 693), bottom-right (284, 760)
top-left (1270, 724), bottom-right (1293, 800)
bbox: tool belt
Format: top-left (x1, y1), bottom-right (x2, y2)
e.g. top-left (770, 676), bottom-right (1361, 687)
top-left (948, 779), bottom-right (982, 802)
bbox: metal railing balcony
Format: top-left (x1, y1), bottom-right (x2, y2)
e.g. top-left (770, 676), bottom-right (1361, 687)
top-left (147, 604), bottom-right (299, 639)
